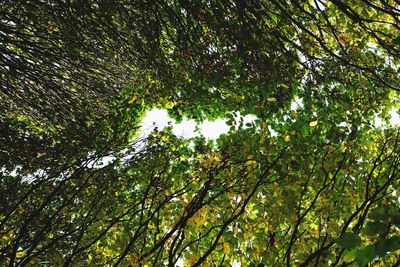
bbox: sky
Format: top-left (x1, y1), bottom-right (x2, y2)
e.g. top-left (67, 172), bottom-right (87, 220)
top-left (139, 108), bottom-right (257, 139)
top-left (139, 103), bottom-right (399, 141)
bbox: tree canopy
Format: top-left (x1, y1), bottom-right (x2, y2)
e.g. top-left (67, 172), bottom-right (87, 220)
top-left (1, 0), bottom-right (400, 266)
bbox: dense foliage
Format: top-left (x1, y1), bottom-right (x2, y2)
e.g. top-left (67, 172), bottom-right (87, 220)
top-left (1, 0), bottom-right (400, 266)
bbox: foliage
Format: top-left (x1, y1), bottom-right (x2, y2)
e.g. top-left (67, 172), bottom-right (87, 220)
top-left (1, 0), bottom-right (400, 266)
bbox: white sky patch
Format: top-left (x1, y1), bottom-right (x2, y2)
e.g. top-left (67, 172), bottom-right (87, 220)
top-left (140, 108), bottom-right (256, 139)
top-left (233, 260), bottom-right (241, 266)
top-left (390, 107), bottom-right (400, 126)
top-left (197, 118), bottom-right (230, 139)
top-left (309, 0), bottom-right (326, 11)
top-left (140, 109), bottom-right (172, 133)
top-left (374, 114), bottom-right (384, 128)
top-left (366, 106), bottom-right (400, 129)
top-left (87, 155), bottom-right (117, 169)
top-left (140, 105), bottom-right (398, 141)
top-left (290, 98), bottom-right (304, 111)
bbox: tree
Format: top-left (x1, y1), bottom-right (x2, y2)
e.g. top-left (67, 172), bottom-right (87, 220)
top-left (1, 0), bottom-right (400, 266)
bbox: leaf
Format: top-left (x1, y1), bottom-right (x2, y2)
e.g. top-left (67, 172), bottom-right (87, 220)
top-left (375, 238), bottom-right (388, 256)
top-left (280, 83), bottom-right (289, 89)
top-left (364, 221), bottom-right (387, 236)
top-left (389, 210), bottom-right (400, 225)
top-left (336, 232), bottom-right (362, 249)
top-left (186, 255), bottom-right (197, 265)
top-left (130, 255), bottom-right (139, 265)
top-left (226, 113), bottom-right (234, 119)
top-left (284, 135), bottom-right (290, 142)
top-left (376, 236), bottom-right (400, 256)
top-left (16, 251), bottom-right (25, 259)
top-left (386, 236), bottom-right (400, 252)
top-left (267, 97), bottom-right (277, 103)
top-left (87, 254), bottom-right (93, 263)
top-left (343, 249), bottom-right (357, 262)
top-left (260, 122), bottom-right (267, 129)
top-left (128, 95), bottom-right (137, 104)
top-left (340, 33), bottom-right (352, 43)
top-left (309, 120), bottom-right (318, 127)
top-left (223, 242), bottom-right (231, 254)
top-left (355, 245), bottom-right (376, 267)
top-left (369, 208), bottom-right (387, 221)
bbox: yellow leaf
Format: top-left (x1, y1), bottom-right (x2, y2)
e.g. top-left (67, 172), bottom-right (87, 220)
top-left (267, 97), bottom-right (277, 103)
top-left (130, 255), bottom-right (139, 265)
top-left (128, 96), bottom-right (137, 104)
top-left (223, 242), bottom-right (231, 254)
top-left (202, 158), bottom-right (212, 168)
top-left (244, 231), bottom-right (251, 240)
top-left (186, 255), bottom-right (197, 265)
top-left (339, 33), bottom-right (352, 43)
top-left (309, 120), bottom-right (318, 127)
top-left (284, 135), bottom-right (291, 142)
top-left (281, 83), bottom-right (289, 89)
top-left (260, 122), bottom-right (268, 129)
top-left (16, 251), bottom-right (25, 259)
top-left (165, 101), bottom-right (175, 108)
top-left (246, 160), bottom-right (257, 171)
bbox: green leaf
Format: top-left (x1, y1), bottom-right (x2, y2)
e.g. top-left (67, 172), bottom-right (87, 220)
top-left (369, 208), bottom-right (388, 221)
top-left (393, 36), bottom-right (400, 45)
top-left (388, 210), bottom-right (400, 225)
top-left (226, 113), bottom-right (234, 119)
top-left (375, 238), bottom-right (388, 256)
top-left (376, 236), bottom-right (400, 255)
top-left (386, 236), bottom-right (400, 252)
top-left (364, 221), bottom-right (387, 236)
top-left (355, 245), bottom-right (376, 267)
top-left (335, 232), bottom-right (362, 249)
top-left (343, 248), bottom-right (357, 262)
